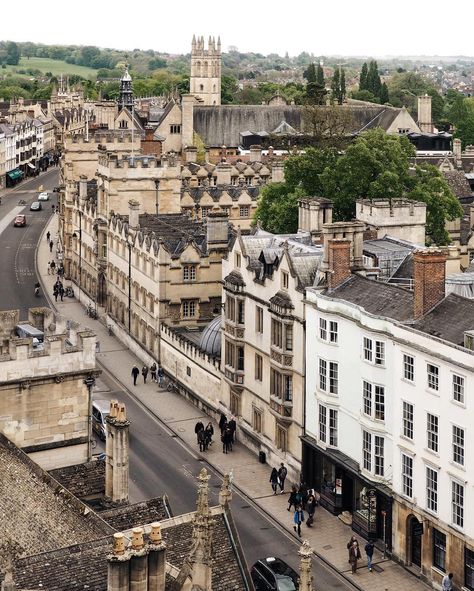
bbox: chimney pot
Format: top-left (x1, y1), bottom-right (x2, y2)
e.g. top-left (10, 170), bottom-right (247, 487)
top-left (113, 532), bottom-right (126, 555)
top-left (117, 403), bottom-right (127, 422)
top-left (131, 527), bottom-right (145, 550)
top-left (150, 522), bottom-right (162, 544)
top-left (109, 399), bottom-right (118, 418)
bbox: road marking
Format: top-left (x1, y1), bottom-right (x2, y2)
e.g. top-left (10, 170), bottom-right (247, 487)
top-left (0, 206), bottom-right (27, 235)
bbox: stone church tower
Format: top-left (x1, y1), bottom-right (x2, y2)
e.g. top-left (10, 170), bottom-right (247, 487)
top-left (119, 66), bottom-right (134, 111)
top-left (190, 35), bottom-right (221, 106)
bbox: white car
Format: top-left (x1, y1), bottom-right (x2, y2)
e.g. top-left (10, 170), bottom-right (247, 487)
top-left (38, 191), bottom-right (49, 201)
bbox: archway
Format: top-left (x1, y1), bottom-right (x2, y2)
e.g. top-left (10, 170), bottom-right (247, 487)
top-left (407, 515), bottom-right (423, 567)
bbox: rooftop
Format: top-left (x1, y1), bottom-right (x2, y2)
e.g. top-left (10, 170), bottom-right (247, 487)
top-left (137, 212), bottom-right (208, 256)
top-left (413, 293), bottom-right (474, 345)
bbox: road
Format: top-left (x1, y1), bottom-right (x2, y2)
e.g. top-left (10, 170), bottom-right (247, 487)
top-left (93, 369), bottom-right (352, 590)
top-left (0, 169), bottom-right (59, 318)
top-left (0, 168), bottom-right (354, 590)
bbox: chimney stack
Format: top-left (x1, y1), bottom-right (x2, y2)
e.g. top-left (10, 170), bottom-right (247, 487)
top-left (413, 249), bottom-right (447, 319)
top-left (327, 239), bottom-right (351, 290)
top-left (107, 533), bottom-right (130, 591)
top-left (148, 523), bottom-right (166, 591)
top-left (215, 160), bottom-right (231, 185)
top-left (130, 528), bottom-right (148, 591)
top-left (79, 175), bottom-right (88, 203)
top-left (185, 146), bottom-right (198, 163)
top-left (271, 161), bottom-right (284, 183)
top-left (417, 94), bottom-right (433, 133)
top-left (128, 200), bottom-right (140, 230)
top-left (453, 137), bottom-right (462, 161)
top-left (207, 209), bottom-right (229, 251)
top-left (298, 198), bottom-right (333, 244)
top-left (105, 400), bottom-right (130, 504)
top-left (249, 144), bottom-right (262, 162)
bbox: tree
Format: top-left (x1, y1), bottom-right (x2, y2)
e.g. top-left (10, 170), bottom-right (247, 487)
top-left (340, 68), bottom-right (346, 104)
top-left (316, 63), bottom-right (325, 87)
top-left (379, 82), bottom-right (389, 104)
top-left (359, 62), bottom-right (368, 91)
top-left (301, 106), bottom-right (354, 148)
top-left (351, 89), bottom-right (378, 103)
top-left (253, 183), bottom-right (305, 234)
top-left (221, 75), bottom-right (238, 104)
top-left (331, 68), bottom-right (340, 103)
top-left (366, 60), bottom-right (381, 99)
top-left (5, 41), bottom-right (20, 65)
top-left (303, 63), bottom-right (317, 83)
top-left (284, 147), bottom-right (338, 194)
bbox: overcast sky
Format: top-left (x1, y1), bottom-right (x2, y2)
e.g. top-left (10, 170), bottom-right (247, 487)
top-left (3, 0), bottom-right (473, 58)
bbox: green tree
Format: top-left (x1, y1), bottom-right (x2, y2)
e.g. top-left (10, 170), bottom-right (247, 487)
top-left (379, 82), bottom-right (389, 104)
top-left (331, 68), bottom-right (340, 104)
top-left (340, 68), bottom-right (346, 104)
top-left (253, 183), bottom-right (305, 234)
top-left (303, 63), bottom-right (317, 83)
top-left (6, 41), bottom-right (20, 65)
top-left (285, 147), bottom-right (338, 194)
top-left (366, 60), bottom-right (381, 99)
top-left (359, 62), bottom-right (368, 91)
top-left (316, 63), bottom-right (325, 87)
top-left (351, 89), bottom-right (378, 103)
top-left (221, 75), bottom-right (238, 104)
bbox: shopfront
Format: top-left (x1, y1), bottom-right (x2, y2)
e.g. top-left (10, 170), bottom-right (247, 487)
top-left (302, 436), bottom-right (392, 548)
top-left (6, 168), bottom-right (23, 187)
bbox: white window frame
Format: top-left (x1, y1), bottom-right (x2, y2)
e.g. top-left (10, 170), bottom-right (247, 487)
top-left (452, 480), bottom-right (464, 529)
top-left (427, 363), bottom-right (439, 391)
top-left (329, 409), bottom-right (338, 446)
top-left (401, 453), bottom-right (413, 498)
top-left (426, 466), bottom-right (438, 513)
top-left (374, 435), bottom-right (384, 476)
top-left (402, 401), bottom-right (414, 440)
top-left (363, 431), bottom-right (372, 472)
top-left (452, 425), bottom-right (465, 466)
top-left (362, 380), bottom-right (385, 422)
top-left (319, 358), bottom-right (338, 395)
top-left (403, 354), bottom-right (415, 382)
top-left (427, 413), bottom-right (439, 453)
top-left (183, 265), bottom-right (196, 281)
top-left (182, 300), bottom-right (197, 318)
top-left (319, 404), bottom-right (327, 443)
top-left (452, 374), bottom-right (465, 404)
top-left (329, 321), bottom-right (338, 344)
top-left (319, 318), bottom-right (327, 340)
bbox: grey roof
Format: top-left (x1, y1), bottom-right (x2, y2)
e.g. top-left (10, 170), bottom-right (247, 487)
top-left (0, 433), bottom-right (113, 559)
top-left (414, 293), bottom-right (474, 345)
top-left (100, 497), bottom-right (170, 529)
top-left (49, 459), bottom-right (105, 499)
top-left (443, 170), bottom-right (473, 198)
top-left (328, 275), bottom-right (414, 321)
top-left (199, 315), bottom-right (222, 356)
top-left (137, 213), bottom-right (208, 256)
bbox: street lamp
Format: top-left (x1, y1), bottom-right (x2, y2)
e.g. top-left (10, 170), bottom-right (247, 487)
top-left (72, 211), bottom-right (83, 303)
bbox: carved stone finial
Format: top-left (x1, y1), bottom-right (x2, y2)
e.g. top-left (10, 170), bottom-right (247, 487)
top-left (298, 540), bottom-right (314, 591)
top-left (219, 473), bottom-right (232, 507)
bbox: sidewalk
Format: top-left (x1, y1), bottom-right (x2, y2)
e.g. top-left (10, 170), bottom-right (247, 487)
top-left (38, 215), bottom-right (430, 591)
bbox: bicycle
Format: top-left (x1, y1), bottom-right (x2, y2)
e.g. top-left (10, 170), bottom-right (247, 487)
top-left (65, 286), bottom-right (74, 298)
top-left (166, 379), bottom-right (178, 393)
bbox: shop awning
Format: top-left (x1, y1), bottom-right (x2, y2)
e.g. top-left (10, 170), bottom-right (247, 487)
top-left (7, 169), bottom-right (22, 180)
top-left (27, 162), bottom-right (36, 170)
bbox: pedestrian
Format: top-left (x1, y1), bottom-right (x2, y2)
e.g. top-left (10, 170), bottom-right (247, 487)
top-left (298, 482), bottom-right (308, 507)
top-left (349, 541), bottom-right (361, 574)
top-left (49, 239), bottom-right (54, 253)
top-left (157, 365), bottom-right (164, 387)
top-left (278, 462), bottom-right (288, 493)
top-left (364, 540), bottom-right (374, 572)
top-left (195, 421), bottom-right (204, 443)
top-left (228, 416), bottom-right (236, 449)
top-left (131, 365), bottom-right (139, 386)
top-left (59, 284), bottom-right (64, 301)
top-left (142, 365), bottom-right (148, 384)
top-left (50, 260), bottom-right (56, 275)
top-left (53, 285), bottom-right (58, 302)
top-left (442, 573), bottom-right (454, 591)
top-left (46, 231), bottom-right (50, 243)
top-left (58, 264), bottom-right (64, 278)
top-left (293, 505), bottom-right (305, 537)
top-left (150, 362), bottom-right (157, 383)
top-left (287, 485), bottom-right (298, 512)
top-left (270, 468), bottom-right (279, 495)
top-left (47, 261), bottom-right (51, 275)
top-left (197, 428), bottom-right (207, 452)
top-left (218, 412), bottom-right (227, 435)
top-left (204, 422), bottom-right (214, 446)
top-left (347, 536), bottom-right (358, 563)
top-left (222, 427), bottom-right (232, 454)
top-left (306, 494), bottom-right (317, 527)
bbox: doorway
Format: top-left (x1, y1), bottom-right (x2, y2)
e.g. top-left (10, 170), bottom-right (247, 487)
top-left (409, 516), bottom-right (423, 567)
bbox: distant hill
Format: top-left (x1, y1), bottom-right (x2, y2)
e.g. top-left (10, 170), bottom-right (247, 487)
top-left (2, 57), bottom-right (97, 77)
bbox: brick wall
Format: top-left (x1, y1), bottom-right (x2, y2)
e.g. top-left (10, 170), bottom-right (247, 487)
top-left (413, 249), bottom-right (446, 319)
top-left (327, 239), bottom-right (351, 290)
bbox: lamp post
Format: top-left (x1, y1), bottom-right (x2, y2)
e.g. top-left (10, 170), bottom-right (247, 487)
top-left (127, 239), bottom-right (132, 332)
top-left (72, 211), bottom-right (83, 304)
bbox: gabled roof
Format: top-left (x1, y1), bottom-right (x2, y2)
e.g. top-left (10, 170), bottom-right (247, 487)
top-left (413, 293), bottom-right (474, 345)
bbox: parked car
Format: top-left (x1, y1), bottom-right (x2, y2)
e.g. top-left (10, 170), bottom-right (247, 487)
top-left (92, 399), bottom-right (110, 441)
top-left (30, 201), bottom-right (42, 211)
top-left (251, 557), bottom-right (299, 591)
top-left (13, 214), bottom-right (26, 227)
top-left (38, 191), bottom-right (49, 201)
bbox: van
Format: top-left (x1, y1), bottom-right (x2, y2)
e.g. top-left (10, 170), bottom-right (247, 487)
top-left (16, 323), bottom-right (44, 348)
top-left (92, 399), bottom-right (110, 441)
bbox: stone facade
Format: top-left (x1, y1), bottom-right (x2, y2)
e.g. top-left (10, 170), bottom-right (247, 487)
top-left (0, 308), bottom-right (98, 470)
top-left (190, 36), bottom-right (221, 106)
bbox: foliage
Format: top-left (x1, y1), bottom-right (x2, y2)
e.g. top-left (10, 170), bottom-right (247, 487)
top-left (301, 105), bottom-right (354, 148)
top-left (351, 89), bottom-right (378, 103)
top-left (331, 67), bottom-right (346, 105)
top-left (284, 147), bottom-right (338, 195)
top-left (253, 183), bottom-right (305, 234)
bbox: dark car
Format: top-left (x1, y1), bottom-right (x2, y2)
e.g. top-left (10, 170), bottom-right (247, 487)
top-left (13, 214), bottom-right (26, 227)
top-left (251, 557), bottom-right (299, 591)
top-left (30, 201), bottom-right (42, 211)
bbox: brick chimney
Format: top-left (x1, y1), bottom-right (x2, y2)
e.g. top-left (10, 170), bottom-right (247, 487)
top-left (327, 239), bottom-right (351, 290)
top-left (105, 400), bottom-right (130, 504)
top-left (413, 249), bottom-right (447, 319)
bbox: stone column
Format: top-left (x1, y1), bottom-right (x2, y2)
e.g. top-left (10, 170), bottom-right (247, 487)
top-left (148, 523), bottom-right (167, 591)
top-left (107, 533), bottom-right (130, 591)
top-left (219, 473), bottom-right (233, 507)
top-left (130, 528), bottom-right (148, 591)
top-left (106, 401), bottom-right (130, 504)
top-left (105, 399), bottom-right (118, 500)
top-left (298, 540), bottom-right (314, 591)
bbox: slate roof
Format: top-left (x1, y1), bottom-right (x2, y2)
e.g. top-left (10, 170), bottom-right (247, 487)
top-left (4, 511), bottom-right (248, 591)
top-left (0, 433), bottom-right (113, 558)
top-left (137, 213), bottom-right (208, 256)
top-left (413, 293), bottom-right (474, 345)
top-left (443, 170), bottom-right (473, 198)
top-left (100, 497), bottom-right (171, 530)
top-left (49, 459), bottom-right (105, 498)
top-left (328, 275), bottom-right (414, 321)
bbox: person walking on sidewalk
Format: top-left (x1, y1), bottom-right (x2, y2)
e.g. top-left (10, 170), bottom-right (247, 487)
top-left (287, 485), bottom-right (298, 512)
top-left (142, 365), bottom-right (149, 384)
top-left (228, 416), bottom-right (236, 449)
top-left (131, 365), bottom-right (139, 386)
top-left (364, 540), bottom-right (374, 572)
top-left (270, 468), bottom-right (279, 495)
top-left (219, 412), bottom-right (227, 435)
top-left (157, 365), bottom-right (164, 387)
top-left (50, 260), bottom-right (56, 275)
top-left (306, 494), bottom-right (317, 527)
top-left (222, 427), bottom-right (232, 454)
top-left (204, 422), bottom-right (214, 446)
top-left (47, 261), bottom-right (51, 275)
top-left (293, 505), bottom-right (304, 537)
top-left (278, 463), bottom-right (287, 493)
top-left (194, 421), bottom-right (204, 443)
top-left (46, 231), bottom-right (50, 243)
top-left (150, 362), bottom-right (157, 383)
top-left (347, 535), bottom-right (358, 562)
top-left (59, 283), bottom-right (64, 301)
top-left (349, 541), bottom-right (361, 574)
top-left (49, 239), bottom-right (54, 253)
top-left (442, 573), bottom-right (454, 591)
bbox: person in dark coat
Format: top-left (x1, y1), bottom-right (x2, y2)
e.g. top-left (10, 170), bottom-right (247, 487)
top-left (278, 463), bottom-right (288, 493)
top-left (306, 494), bottom-right (317, 526)
top-left (194, 421), bottom-right (204, 443)
top-left (218, 413), bottom-right (227, 434)
top-left (222, 427), bottom-right (232, 454)
top-left (287, 485), bottom-right (298, 512)
top-left (142, 365), bottom-right (148, 384)
top-left (49, 239), bottom-right (54, 253)
top-left (270, 468), bottom-right (279, 495)
top-left (293, 505), bottom-right (305, 537)
top-left (197, 428), bottom-right (207, 452)
top-left (131, 365), bottom-right (139, 386)
top-left (364, 540), bottom-right (374, 572)
top-left (150, 362), bottom-right (157, 383)
top-left (204, 422), bottom-right (214, 446)
top-left (227, 416), bottom-right (236, 449)
top-left (349, 541), bottom-right (361, 574)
